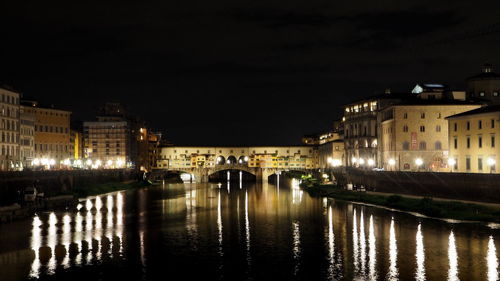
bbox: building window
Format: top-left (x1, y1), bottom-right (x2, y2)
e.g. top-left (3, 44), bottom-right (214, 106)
top-left (419, 126), bottom-right (425, 132)
top-left (479, 120), bottom-right (482, 129)
top-left (454, 123), bottom-right (457, 132)
top-left (467, 121), bottom-right (470, 130)
top-left (403, 125), bottom-right (408, 132)
top-left (435, 141), bottom-right (442, 150)
top-left (437, 113), bottom-right (442, 119)
top-left (478, 157), bottom-right (483, 171)
top-left (479, 136), bottom-right (483, 148)
top-left (402, 141), bottom-right (409, 151)
top-left (419, 141), bottom-right (426, 150)
top-left (467, 137), bottom-right (470, 148)
top-left (492, 135), bottom-right (496, 148)
top-left (480, 92), bottom-right (485, 97)
top-left (466, 156), bottom-right (471, 170)
top-left (403, 113), bottom-right (408, 119)
top-left (494, 92), bottom-right (499, 97)
top-left (492, 119), bottom-right (495, 129)
top-left (436, 125), bottom-right (441, 132)
top-left (421, 113), bottom-right (425, 119)
top-left (454, 137), bottom-right (458, 149)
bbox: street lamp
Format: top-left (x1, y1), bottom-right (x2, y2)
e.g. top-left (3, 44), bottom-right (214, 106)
top-left (487, 157), bottom-right (496, 173)
top-left (367, 159), bottom-right (375, 167)
top-left (388, 158), bottom-right (396, 171)
top-left (358, 158), bottom-right (365, 165)
top-left (415, 158), bottom-right (423, 170)
top-left (448, 158), bottom-right (456, 172)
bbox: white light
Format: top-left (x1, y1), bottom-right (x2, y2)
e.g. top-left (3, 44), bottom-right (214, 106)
top-left (359, 158), bottom-right (365, 165)
top-left (49, 159), bottom-right (56, 166)
top-left (226, 160), bottom-right (230, 164)
top-left (75, 159), bottom-right (82, 166)
top-left (388, 158), bottom-right (396, 166)
top-left (96, 160), bottom-right (102, 166)
top-left (487, 158), bottom-right (496, 166)
top-left (327, 157), bottom-right (333, 163)
top-left (352, 157), bottom-right (357, 163)
top-left (415, 158), bottom-right (423, 166)
top-left (86, 159), bottom-right (92, 166)
top-left (367, 159), bottom-right (375, 166)
top-left (244, 156), bottom-right (249, 161)
top-left (107, 160), bottom-right (113, 166)
top-left (332, 159), bottom-right (341, 167)
top-left (63, 159), bottom-right (71, 166)
top-left (116, 159), bottom-right (124, 167)
top-left (33, 158), bottom-right (40, 166)
top-left (448, 158), bottom-right (456, 166)
top-left (41, 158), bottom-right (48, 165)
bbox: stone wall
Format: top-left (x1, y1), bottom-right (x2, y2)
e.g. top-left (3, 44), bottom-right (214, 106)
top-left (0, 169), bottom-right (137, 206)
top-left (331, 167), bottom-right (500, 203)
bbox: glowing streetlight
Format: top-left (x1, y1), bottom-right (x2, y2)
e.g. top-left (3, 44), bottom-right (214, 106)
top-left (107, 160), bottom-right (113, 167)
top-left (352, 157), bottom-right (357, 164)
top-left (415, 158), bottom-right (423, 170)
top-left (86, 159), bottom-right (92, 166)
top-left (244, 156), bottom-right (249, 162)
top-left (331, 159), bottom-right (341, 167)
top-left (358, 158), bottom-right (365, 165)
top-left (95, 160), bottom-right (102, 167)
top-left (367, 159), bottom-right (375, 166)
top-left (327, 157), bottom-right (333, 164)
top-left (116, 159), bottom-right (124, 167)
top-left (487, 157), bottom-right (496, 173)
top-left (388, 158), bottom-right (396, 166)
top-left (49, 159), bottom-right (56, 166)
top-left (33, 158), bottom-right (40, 166)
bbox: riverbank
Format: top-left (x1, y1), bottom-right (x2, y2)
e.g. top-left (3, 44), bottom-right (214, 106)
top-left (305, 184), bottom-right (500, 223)
top-left (72, 180), bottom-right (152, 197)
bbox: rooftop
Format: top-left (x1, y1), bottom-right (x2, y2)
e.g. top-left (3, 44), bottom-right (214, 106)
top-left (446, 105), bottom-right (500, 119)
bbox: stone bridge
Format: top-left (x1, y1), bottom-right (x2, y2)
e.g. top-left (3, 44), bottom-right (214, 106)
top-left (155, 164), bottom-right (308, 183)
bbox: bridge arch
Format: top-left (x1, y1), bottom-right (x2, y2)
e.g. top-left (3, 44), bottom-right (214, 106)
top-left (238, 155), bottom-right (249, 164)
top-left (216, 156), bottom-right (226, 165)
top-left (226, 155), bottom-right (237, 164)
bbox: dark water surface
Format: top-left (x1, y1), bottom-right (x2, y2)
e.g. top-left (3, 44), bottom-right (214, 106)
top-left (0, 180), bottom-right (499, 281)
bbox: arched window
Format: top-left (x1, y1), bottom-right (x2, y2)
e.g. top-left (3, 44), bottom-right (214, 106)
top-left (402, 141), bottom-right (409, 151)
top-left (419, 141), bottom-right (427, 150)
top-left (435, 141), bottom-right (442, 150)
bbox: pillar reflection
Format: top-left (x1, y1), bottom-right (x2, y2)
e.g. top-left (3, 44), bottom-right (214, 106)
top-left (61, 214), bottom-right (71, 268)
top-left (292, 220), bottom-right (301, 276)
top-left (245, 190), bottom-right (251, 274)
top-left (416, 223), bottom-right (426, 281)
top-left (368, 215), bottom-right (377, 281)
top-left (359, 210), bottom-right (366, 275)
top-left (353, 208), bottom-right (359, 273)
top-left (387, 218), bottom-right (398, 281)
top-left (487, 235), bottom-right (498, 281)
top-left (447, 231), bottom-right (459, 281)
top-left (29, 216), bottom-right (42, 279)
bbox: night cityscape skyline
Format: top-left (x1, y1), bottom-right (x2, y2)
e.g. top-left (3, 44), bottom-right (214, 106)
top-left (2, 1), bottom-right (500, 145)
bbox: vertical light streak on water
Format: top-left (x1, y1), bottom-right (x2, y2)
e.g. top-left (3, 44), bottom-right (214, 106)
top-left (94, 197), bottom-right (103, 261)
top-left (368, 215), bottom-right (377, 281)
top-left (140, 231), bottom-right (146, 269)
top-left (353, 208), bottom-right (359, 274)
top-left (116, 192), bottom-right (124, 255)
top-left (29, 216), bottom-right (42, 278)
top-left (46, 213), bottom-right (58, 275)
top-left (416, 223), bottom-right (426, 281)
top-left (217, 190), bottom-right (224, 277)
top-left (326, 206), bottom-right (336, 280)
top-left (61, 214), bottom-right (72, 268)
top-left (359, 210), bottom-right (366, 275)
top-left (186, 189), bottom-right (198, 250)
top-left (387, 218), bottom-right (399, 281)
top-left (106, 195), bottom-right (114, 257)
top-left (239, 171), bottom-right (242, 189)
top-left (74, 212), bottom-right (83, 266)
top-left (488, 235), bottom-right (498, 281)
top-left (85, 203), bottom-right (94, 264)
top-left (447, 231), bottom-right (459, 281)
top-left (292, 220), bottom-right (301, 276)
top-left (245, 190), bottom-right (251, 275)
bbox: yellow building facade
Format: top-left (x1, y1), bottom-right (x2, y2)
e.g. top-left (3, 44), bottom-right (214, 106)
top-left (0, 88), bottom-right (20, 170)
top-left (447, 106), bottom-right (500, 173)
top-left (380, 103), bottom-right (481, 171)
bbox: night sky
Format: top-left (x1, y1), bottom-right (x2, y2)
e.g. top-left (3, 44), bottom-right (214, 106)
top-left (2, 1), bottom-right (500, 146)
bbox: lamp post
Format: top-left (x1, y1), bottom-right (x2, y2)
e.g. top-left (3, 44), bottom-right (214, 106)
top-left (415, 158), bottom-right (423, 171)
top-left (487, 158), bottom-right (496, 174)
top-left (388, 158), bottom-right (396, 171)
top-left (448, 158), bottom-right (456, 173)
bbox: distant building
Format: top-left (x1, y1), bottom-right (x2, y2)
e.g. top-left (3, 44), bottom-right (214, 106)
top-left (19, 105), bottom-right (35, 168)
top-left (22, 101), bottom-right (72, 169)
top-left (447, 105), bottom-right (500, 173)
top-left (380, 100), bottom-right (482, 171)
top-left (0, 87), bottom-right (21, 170)
top-left (343, 90), bottom-right (412, 168)
top-left (466, 63), bottom-right (500, 105)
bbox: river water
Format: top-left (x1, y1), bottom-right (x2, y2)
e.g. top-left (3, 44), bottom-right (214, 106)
top-left (0, 180), bottom-right (499, 281)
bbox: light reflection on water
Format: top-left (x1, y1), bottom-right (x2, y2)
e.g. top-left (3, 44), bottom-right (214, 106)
top-left (0, 182), bottom-right (498, 281)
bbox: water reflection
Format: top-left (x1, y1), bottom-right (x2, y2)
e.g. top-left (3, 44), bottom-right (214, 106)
top-left (488, 236), bottom-right (498, 281)
top-left (359, 210), bottom-right (366, 275)
top-left (387, 218), bottom-right (398, 281)
top-left (27, 192), bottom-right (125, 277)
top-left (245, 190), bottom-right (251, 271)
top-left (416, 223), bottom-right (426, 281)
top-left (448, 231), bottom-right (459, 281)
top-left (292, 220), bottom-right (301, 276)
top-left (368, 215), bottom-right (377, 280)
top-left (353, 208), bottom-right (359, 273)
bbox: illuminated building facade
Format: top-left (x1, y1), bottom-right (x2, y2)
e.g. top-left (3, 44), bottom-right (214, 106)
top-left (447, 105), bottom-right (500, 173)
top-left (0, 87), bottom-right (21, 170)
top-left (380, 102), bottom-right (481, 171)
top-left (19, 105), bottom-right (35, 168)
top-left (21, 101), bottom-right (71, 169)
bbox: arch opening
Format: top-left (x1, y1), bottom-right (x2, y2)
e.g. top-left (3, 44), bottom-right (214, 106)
top-left (216, 156), bottom-right (226, 165)
top-left (209, 169), bottom-right (256, 182)
top-left (226, 155), bottom-right (237, 165)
